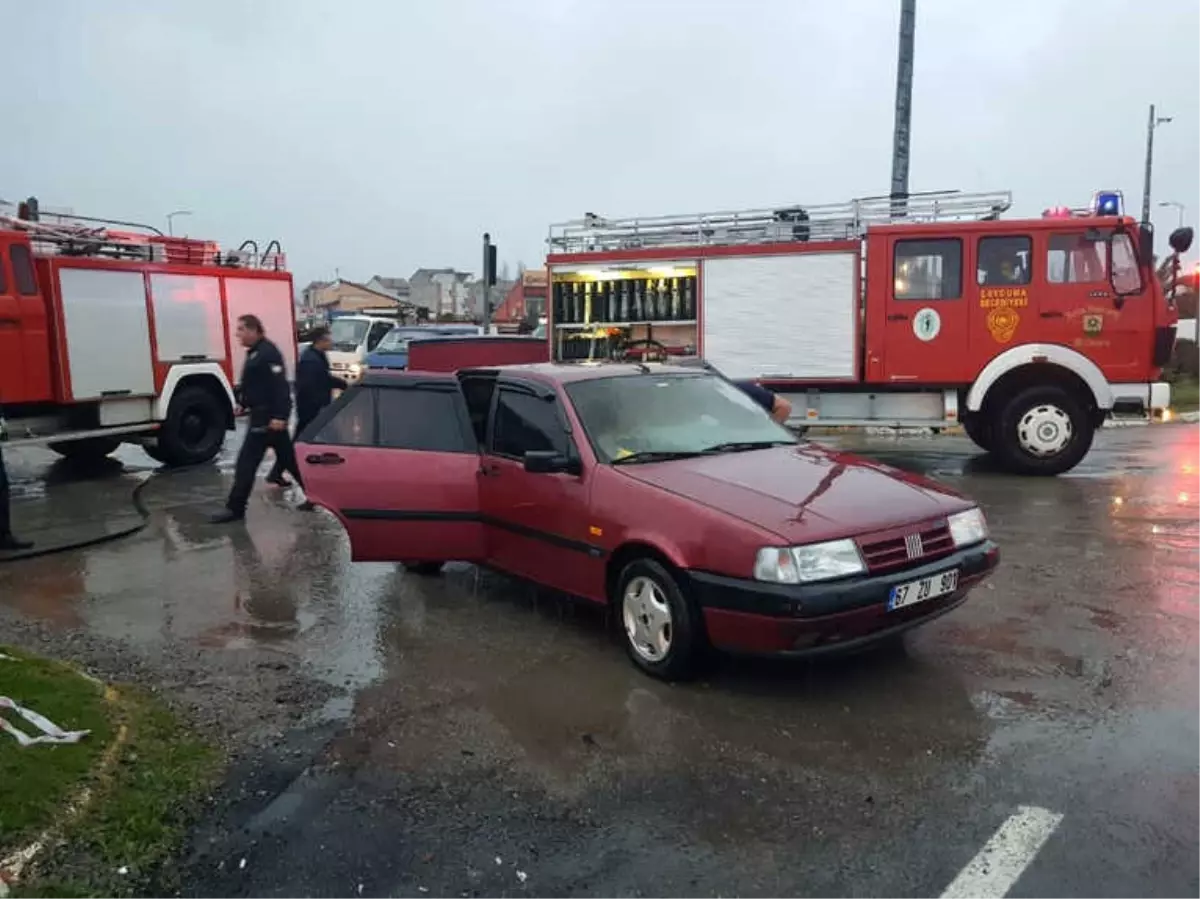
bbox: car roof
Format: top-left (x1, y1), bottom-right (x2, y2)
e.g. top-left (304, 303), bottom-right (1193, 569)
top-left (362, 361), bottom-right (708, 388)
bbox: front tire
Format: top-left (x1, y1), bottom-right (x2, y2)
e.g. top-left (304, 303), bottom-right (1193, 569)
top-left (614, 557), bottom-right (706, 680)
top-left (994, 385), bottom-right (1094, 476)
top-left (48, 436), bottom-right (122, 461)
top-left (155, 385), bottom-right (227, 467)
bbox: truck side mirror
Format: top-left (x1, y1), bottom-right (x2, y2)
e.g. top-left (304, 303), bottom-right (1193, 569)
top-left (1169, 226), bottom-right (1194, 255)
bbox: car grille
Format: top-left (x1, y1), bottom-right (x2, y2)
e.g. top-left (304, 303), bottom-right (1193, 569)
top-left (857, 520), bottom-right (955, 573)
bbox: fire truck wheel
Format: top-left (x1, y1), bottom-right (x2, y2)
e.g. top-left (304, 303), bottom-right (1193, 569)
top-left (962, 416), bottom-right (995, 452)
top-left (995, 384), bottom-right (1094, 476)
top-left (48, 436), bottom-right (123, 461)
top-left (155, 385), bottom-right (227, 467)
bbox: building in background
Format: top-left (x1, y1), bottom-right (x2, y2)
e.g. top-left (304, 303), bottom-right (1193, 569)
top-left (304, 278), bottom-right (422, 320)
top-left (363, 275), bottom-right (411, 301)
top-left (409, 268), bottom-right (474, 319)
top-left (491, 270), bottom-right (547, 329)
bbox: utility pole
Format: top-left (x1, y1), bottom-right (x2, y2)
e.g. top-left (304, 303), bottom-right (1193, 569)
top-left (889, 0), bottom-right (916, 219)
top-left (1141, 103), bottom-right (1173, 224)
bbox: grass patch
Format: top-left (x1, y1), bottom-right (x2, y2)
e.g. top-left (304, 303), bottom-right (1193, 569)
top-left (0, 648), bottom-right (113, 849)
top-left (1171, 378), bottom-right (1199, 412)
top-left (1, 647), bottom-right (221, 898)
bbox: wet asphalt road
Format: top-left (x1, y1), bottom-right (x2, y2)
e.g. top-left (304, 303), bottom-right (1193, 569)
top-left (0, 426), bottom-right (1197, 898)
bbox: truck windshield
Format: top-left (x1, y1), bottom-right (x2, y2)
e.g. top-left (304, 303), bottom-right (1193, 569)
top-left (329, 319), bottom-right (371, 351)
top-left (566, 373), bottom-right (796, 464)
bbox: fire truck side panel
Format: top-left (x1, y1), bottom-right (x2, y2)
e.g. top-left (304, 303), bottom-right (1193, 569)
top-left (223, 275), bottom-right (297, 378)
top-left (55, 267), bottom-right (157, 401)
top-left (0, 237), bottom-right (55, 405)
top-left (701, 249), bottom-right (859, 381)
top-left (147, 273), bottom-right (229, 385)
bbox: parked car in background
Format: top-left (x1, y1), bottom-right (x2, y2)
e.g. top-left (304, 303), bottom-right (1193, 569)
top-left (296, 361), bottom-right (999, 680)
top-left (365, 324), bottom-right (482, 371)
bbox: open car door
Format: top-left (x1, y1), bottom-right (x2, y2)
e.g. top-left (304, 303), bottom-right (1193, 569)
top-left (296, 373), bottom-right (483, 563)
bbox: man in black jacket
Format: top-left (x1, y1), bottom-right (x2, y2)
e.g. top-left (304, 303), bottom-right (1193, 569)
top-left (266, 326), bottom-right (346, 487)
top-left (211, 314), bottom-right (305, 524)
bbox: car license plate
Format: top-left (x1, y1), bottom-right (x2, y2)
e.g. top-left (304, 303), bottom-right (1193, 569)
top-left (888, 569), bottom-right (959, 611)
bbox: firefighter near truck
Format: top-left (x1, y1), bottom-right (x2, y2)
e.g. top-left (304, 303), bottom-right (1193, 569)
top-left (0, 198), bottom-right (296, 465)
top-left (545, 189), bottom-right (1190, 476)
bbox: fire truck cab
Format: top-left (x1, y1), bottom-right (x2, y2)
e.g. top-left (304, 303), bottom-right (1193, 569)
top-left (0, 198), bottom-right (296, 466)
top-left (545, 189), bottom-right (1187, 476)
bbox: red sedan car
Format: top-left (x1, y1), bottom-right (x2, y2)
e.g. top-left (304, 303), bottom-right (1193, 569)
top-left (297, 363), bottom-right (999, 679)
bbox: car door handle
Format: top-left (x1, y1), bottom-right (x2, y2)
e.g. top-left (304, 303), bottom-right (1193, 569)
top-left (887, 313), bottom-right (909, 322)
top-left (305, 452), bottom-right (345, 465)
top-left (478, 463), bottom-right (499, 477)
top-left (1040, 311), bottom-right (1064, 319)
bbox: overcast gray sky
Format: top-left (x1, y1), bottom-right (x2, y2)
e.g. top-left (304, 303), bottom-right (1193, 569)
top-left (6, 0), bottom-right (1198, 289)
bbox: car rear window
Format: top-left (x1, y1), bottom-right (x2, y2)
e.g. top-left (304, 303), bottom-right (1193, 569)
top-left (309, 387), bottom-right (375, 446)
top-left (377, 383), bottom-right (475, 453)
top-left (304, 380), bottom-right (475, 454)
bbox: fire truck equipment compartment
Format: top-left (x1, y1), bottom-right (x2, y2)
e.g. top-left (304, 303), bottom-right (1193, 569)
top-left (57, 268), bottom-right (156, 401)
top-left (701, 252), bottom-right (857, 380)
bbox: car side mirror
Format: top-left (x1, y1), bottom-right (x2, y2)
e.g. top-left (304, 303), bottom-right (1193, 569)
top-left (523, 450), bottom-right (581, 476)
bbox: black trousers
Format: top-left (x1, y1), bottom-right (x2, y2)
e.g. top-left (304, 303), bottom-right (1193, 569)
top-left (266, 411), bottom-right (316, 482)
top-left (227, 426), bottom-right (304, 515)
top-left (0, 449), bottom-right (12, 538)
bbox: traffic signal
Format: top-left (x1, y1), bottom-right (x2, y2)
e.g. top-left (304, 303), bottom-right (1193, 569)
top-left (486, 243), bottom-right (498, 287)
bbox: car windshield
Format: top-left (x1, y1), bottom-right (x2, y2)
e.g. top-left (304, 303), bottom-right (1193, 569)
top-left (373, 329), bottom-right (426, 353)
top-left (329, 319), bottom-right (371, 351)
top-left (566, 373), bottom-right (797, 464)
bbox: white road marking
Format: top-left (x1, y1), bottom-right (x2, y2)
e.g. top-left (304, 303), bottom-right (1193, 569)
top-left (940, 805), bottom-right (1064, 899)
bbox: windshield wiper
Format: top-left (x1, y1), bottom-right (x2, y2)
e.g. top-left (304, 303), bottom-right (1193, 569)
top-left (699, 440), bottom-right (796, 454)
top-left (611, 450), bottom-right (705, 465)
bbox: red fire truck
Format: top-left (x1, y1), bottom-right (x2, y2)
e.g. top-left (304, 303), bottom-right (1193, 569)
top-left (0, 198), bottom-right (296, 465)
top-left (544, 189), bottom-right (1189, 475)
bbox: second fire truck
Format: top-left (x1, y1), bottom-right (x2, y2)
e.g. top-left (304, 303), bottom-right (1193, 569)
top-left (544, 189), bottom-right (1188, 475)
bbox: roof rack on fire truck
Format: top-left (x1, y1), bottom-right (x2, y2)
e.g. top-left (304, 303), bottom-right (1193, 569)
top-left (0, 199), bottom-right (286, 271)
top-left (548, 189), bottom-right (1013, 255)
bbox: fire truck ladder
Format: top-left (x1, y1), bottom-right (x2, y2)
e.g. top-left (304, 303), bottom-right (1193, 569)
top-left (548, 189), bottom-right (1013, 254)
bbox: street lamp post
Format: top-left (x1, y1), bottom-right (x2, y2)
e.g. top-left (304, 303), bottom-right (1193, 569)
top-left (165, 209), bottom-right (192, 236)
top-left (1141, 104), bottom-right (1172, 224)
top-left (1159, 200), bottom-right (1186, 231)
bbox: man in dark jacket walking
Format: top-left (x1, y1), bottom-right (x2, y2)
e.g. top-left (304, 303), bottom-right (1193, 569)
top-left (211, 314), bottom-right (305, 524)
top-left (266, 326), bottom-right (347, 487)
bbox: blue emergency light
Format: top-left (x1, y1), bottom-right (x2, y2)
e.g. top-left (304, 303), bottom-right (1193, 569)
top-left (1092, 190), bottom-right (1123, 216)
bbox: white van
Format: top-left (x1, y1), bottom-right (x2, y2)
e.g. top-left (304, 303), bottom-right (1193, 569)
top-left (325, 315), bottom-right (396, 383)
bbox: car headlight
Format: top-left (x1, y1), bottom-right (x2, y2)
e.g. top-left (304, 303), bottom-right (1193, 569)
top-left (948, 507), bottom-right (988, 548)
top-left (753, 538), bottom-right (866, 585)
top-left (348, 363), bottom-right (362, 376)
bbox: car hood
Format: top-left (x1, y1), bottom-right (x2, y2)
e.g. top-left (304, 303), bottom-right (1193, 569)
top-left (616, 443), bottom-right (974, 543)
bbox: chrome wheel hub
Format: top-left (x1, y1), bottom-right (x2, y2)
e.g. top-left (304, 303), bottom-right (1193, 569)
top-left (1017, 404), bottom-right (1072, 457)
top-left (622, 576), bottom-right (673, 662)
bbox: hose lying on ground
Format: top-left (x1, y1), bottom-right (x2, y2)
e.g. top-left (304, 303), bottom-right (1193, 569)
top-left (0, 477), bottom-right (153, 564)
top-left (0, 458), bottom-right (223, 564)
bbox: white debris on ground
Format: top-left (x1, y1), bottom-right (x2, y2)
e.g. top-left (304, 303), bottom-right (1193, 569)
top-left (0, 697), bottom-right (90, 746)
